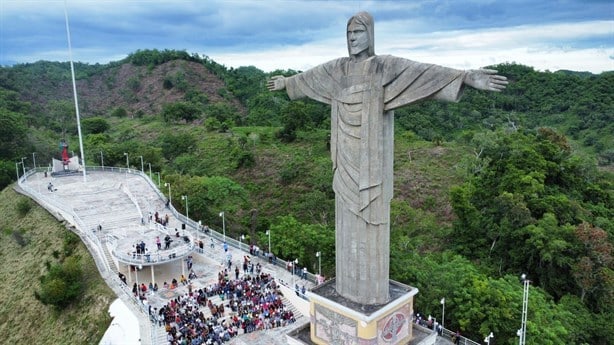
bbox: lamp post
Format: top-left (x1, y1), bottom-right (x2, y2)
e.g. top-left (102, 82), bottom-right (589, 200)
top-left (155, 172), bottom-right (160, 187)
top-left (518, 274), bottom-right (530, 345)
top-left (219, 211), bottom-right (226, 242)
top-left (292, 258), bottom-right (299, 286)
top-left (266, 230), bottom-right (271, 255)
top-left (181, 195), bottom-right (189, 220)
top-left (15, 162), bottom-right (20, 180)
top-left (239, 234), bottom-right (245, 250)
top-left (164, 182), bottom-right (171, 206)
top-left (100, 151), bottom-right (104, 168)
top-left (32, 152), bottom-right (37, 169)
top-left (147, 163), bottom-right (152, 179)
top-left (316, 251), bottom-right (322, 277)
top-left (139, 155), bottom-right (144, 172)
top-left (485, 332), bottom-right (494, 345)
top-left (123, 152), bottom-right (129, 169)
top-left (441, 297), bottom-right (446, 330)
top-left (21, 157), bottom-right (27, 175)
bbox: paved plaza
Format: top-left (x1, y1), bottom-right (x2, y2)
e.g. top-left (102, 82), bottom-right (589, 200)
top-left (17, 169), bottom-right (313, 345)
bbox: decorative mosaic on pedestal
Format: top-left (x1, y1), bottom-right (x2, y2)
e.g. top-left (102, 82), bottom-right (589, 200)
top-left (307, 279), bottom-right (417, 345)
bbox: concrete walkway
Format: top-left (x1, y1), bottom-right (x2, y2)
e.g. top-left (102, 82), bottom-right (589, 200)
top-left (17, 169), bottom-right (313, 345)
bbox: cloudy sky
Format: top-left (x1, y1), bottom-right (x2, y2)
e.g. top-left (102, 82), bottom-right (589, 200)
top-left (1, 0), bottom-right (612, 73)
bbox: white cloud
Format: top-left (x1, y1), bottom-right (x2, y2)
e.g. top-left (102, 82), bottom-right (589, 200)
top-left (208, 20), bottom-right (614, 74)
top-left (1, 1), bottom-right (612, 73)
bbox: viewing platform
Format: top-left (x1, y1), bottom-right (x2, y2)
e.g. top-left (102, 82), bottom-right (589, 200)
top-left (15, 166), bottom-right (318, 345)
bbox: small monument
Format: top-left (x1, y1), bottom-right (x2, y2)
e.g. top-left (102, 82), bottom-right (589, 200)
top-left (269, 11), bottom-right (507, 344)
top-left (51, 139), bottom-right (80, 175)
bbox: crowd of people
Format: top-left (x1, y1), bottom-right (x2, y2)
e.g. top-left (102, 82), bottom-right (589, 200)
top-left (154, 270), bottom-right (296, 345)
top-left (113, 210), bottom-right (305, 344)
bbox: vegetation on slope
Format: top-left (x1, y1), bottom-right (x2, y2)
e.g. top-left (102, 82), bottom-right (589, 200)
top-left (0, 49), bottom-right (611, 343)
top-left (0, 188), bottom-right (115, 344)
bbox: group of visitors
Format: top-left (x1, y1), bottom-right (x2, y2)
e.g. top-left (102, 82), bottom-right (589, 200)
top-left (134, 240), bottom-right (147, 254)
top-left (414, 312), bottom-right (461, 344)
top-left (153, 211), bottom-right (170, 227)
top-left (157, 270), bottom-right (296, 344)
top-left (114, 216), bottom-right (307, 344)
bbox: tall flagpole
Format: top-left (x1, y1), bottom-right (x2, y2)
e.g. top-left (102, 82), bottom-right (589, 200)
top-left (64, 0), bottom-right (87, 182)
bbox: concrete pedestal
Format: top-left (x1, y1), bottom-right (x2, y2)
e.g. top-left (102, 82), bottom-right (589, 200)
top-left (305, 279), bottom-right (419, 345)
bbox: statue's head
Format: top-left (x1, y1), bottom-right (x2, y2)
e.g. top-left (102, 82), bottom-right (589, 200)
top-left (347, 11), bottom-right (375, 58)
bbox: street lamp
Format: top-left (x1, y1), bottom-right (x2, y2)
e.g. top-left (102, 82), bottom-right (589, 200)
top-left (265, 229), bottom-right (271, 255)
top-left (219, 211), bottom-right (226, 241)
top-left (155, 172), bottom-right (160, 187)
top-left (32, 152), bottom-right (37, 169)
top-left (518, 274), bottom-right (530, 345)
top-left (239, 234), bottom-right (245, 250)
top-left (164, 182), bottom-right (171, 206)
top-left (100, 151), bottom-right (104, 168)
top-left (440, 297), bottom-right (446, 330)
top-left (292, 258), bottom-right (299, 286)
top-left (316, 251), bottom-right (322, 277)
top-left (139, 155), bottom-right (144, 172)
top-left (485, 332), bottom-right (494, 345)
top-left (21, 157), bottom-right (27, 175)
top-left (15, 162), bottom-right (20, 180)
top-left (181, 195), bottom-right (189, 220)
top-left (123, 152), bottom-right (129, 169)
top-left (147, 163), bottom-right (152, 179)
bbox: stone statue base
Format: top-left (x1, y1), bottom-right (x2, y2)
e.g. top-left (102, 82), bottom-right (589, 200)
top-left (287, 279), bottom-right (436, 345)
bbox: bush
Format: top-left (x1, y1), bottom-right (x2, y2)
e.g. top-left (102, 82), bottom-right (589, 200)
top-left (110, 107), bottom-right (128, 117)
top-left (161, 102), bottom-right (201, 123)
top-left (82, 117), bottom-right (110, 134)
top-left (16, 198), bottom-right (32, 217)
top-left (35, 256), bottom-right (84, 309)
top-left (204, 117), bottom-right (221, 132)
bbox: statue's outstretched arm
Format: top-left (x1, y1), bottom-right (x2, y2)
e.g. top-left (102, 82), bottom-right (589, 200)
top-left (267, 75), bottom-right (286, 91)
top-left (464, 69), bottom-right (508, 92)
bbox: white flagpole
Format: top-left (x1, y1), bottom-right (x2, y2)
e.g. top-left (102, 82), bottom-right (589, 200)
top-left (64, 0), bottom-right (87, 182)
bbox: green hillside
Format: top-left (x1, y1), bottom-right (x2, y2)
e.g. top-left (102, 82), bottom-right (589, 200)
top-left (0, 50), bottom-right (611, 344)
top-left (0, 187), bottom-right (115, 345)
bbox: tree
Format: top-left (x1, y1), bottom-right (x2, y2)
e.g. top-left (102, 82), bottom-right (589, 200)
top-left (268, 215), bottom-right (334, 276)
top-left (161, 102), bottom-right (202, 123)
top-left (246, 93), bottom-right (287, 126)
top-left (47, 100), bottom-right (76, 137)
top-left (450, 129), bottom-right (613, 303)
top-left (0, 160), bottom-right (15, 189)
top-left (81, 117), bottom-right (110, 134)
top-left (571, 222), bottom-right (614, 312)
top-left (159, 132), bottom-right (196, 160)
top-left (35, 256), bottom-right (84, 309)
top-left (0, 111), bottom-right (28, 160)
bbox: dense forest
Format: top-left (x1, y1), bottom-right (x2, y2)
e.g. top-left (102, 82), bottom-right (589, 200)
top-left (0, 49), bottom-right (612, 344)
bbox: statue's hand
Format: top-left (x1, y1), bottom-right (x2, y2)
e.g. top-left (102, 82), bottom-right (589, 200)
top-left (464, 69), bottom-right (508, 92)
top-left (267, 75), bottom-right (286, 91)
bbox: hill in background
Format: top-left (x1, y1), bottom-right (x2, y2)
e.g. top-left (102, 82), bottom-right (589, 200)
top-left (0, 50), bottom-right (612, 344)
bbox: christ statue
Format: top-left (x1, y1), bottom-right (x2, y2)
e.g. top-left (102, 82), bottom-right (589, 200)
top-left (268, 11), bottom-right (507, 305)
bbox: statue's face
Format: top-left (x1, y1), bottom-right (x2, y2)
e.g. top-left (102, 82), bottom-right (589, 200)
top-left (347, 22), bottom-right (369, 56)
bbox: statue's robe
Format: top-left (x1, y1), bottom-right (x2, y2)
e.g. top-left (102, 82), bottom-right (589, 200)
top-left (285, 55), bottom-right (465, 304)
